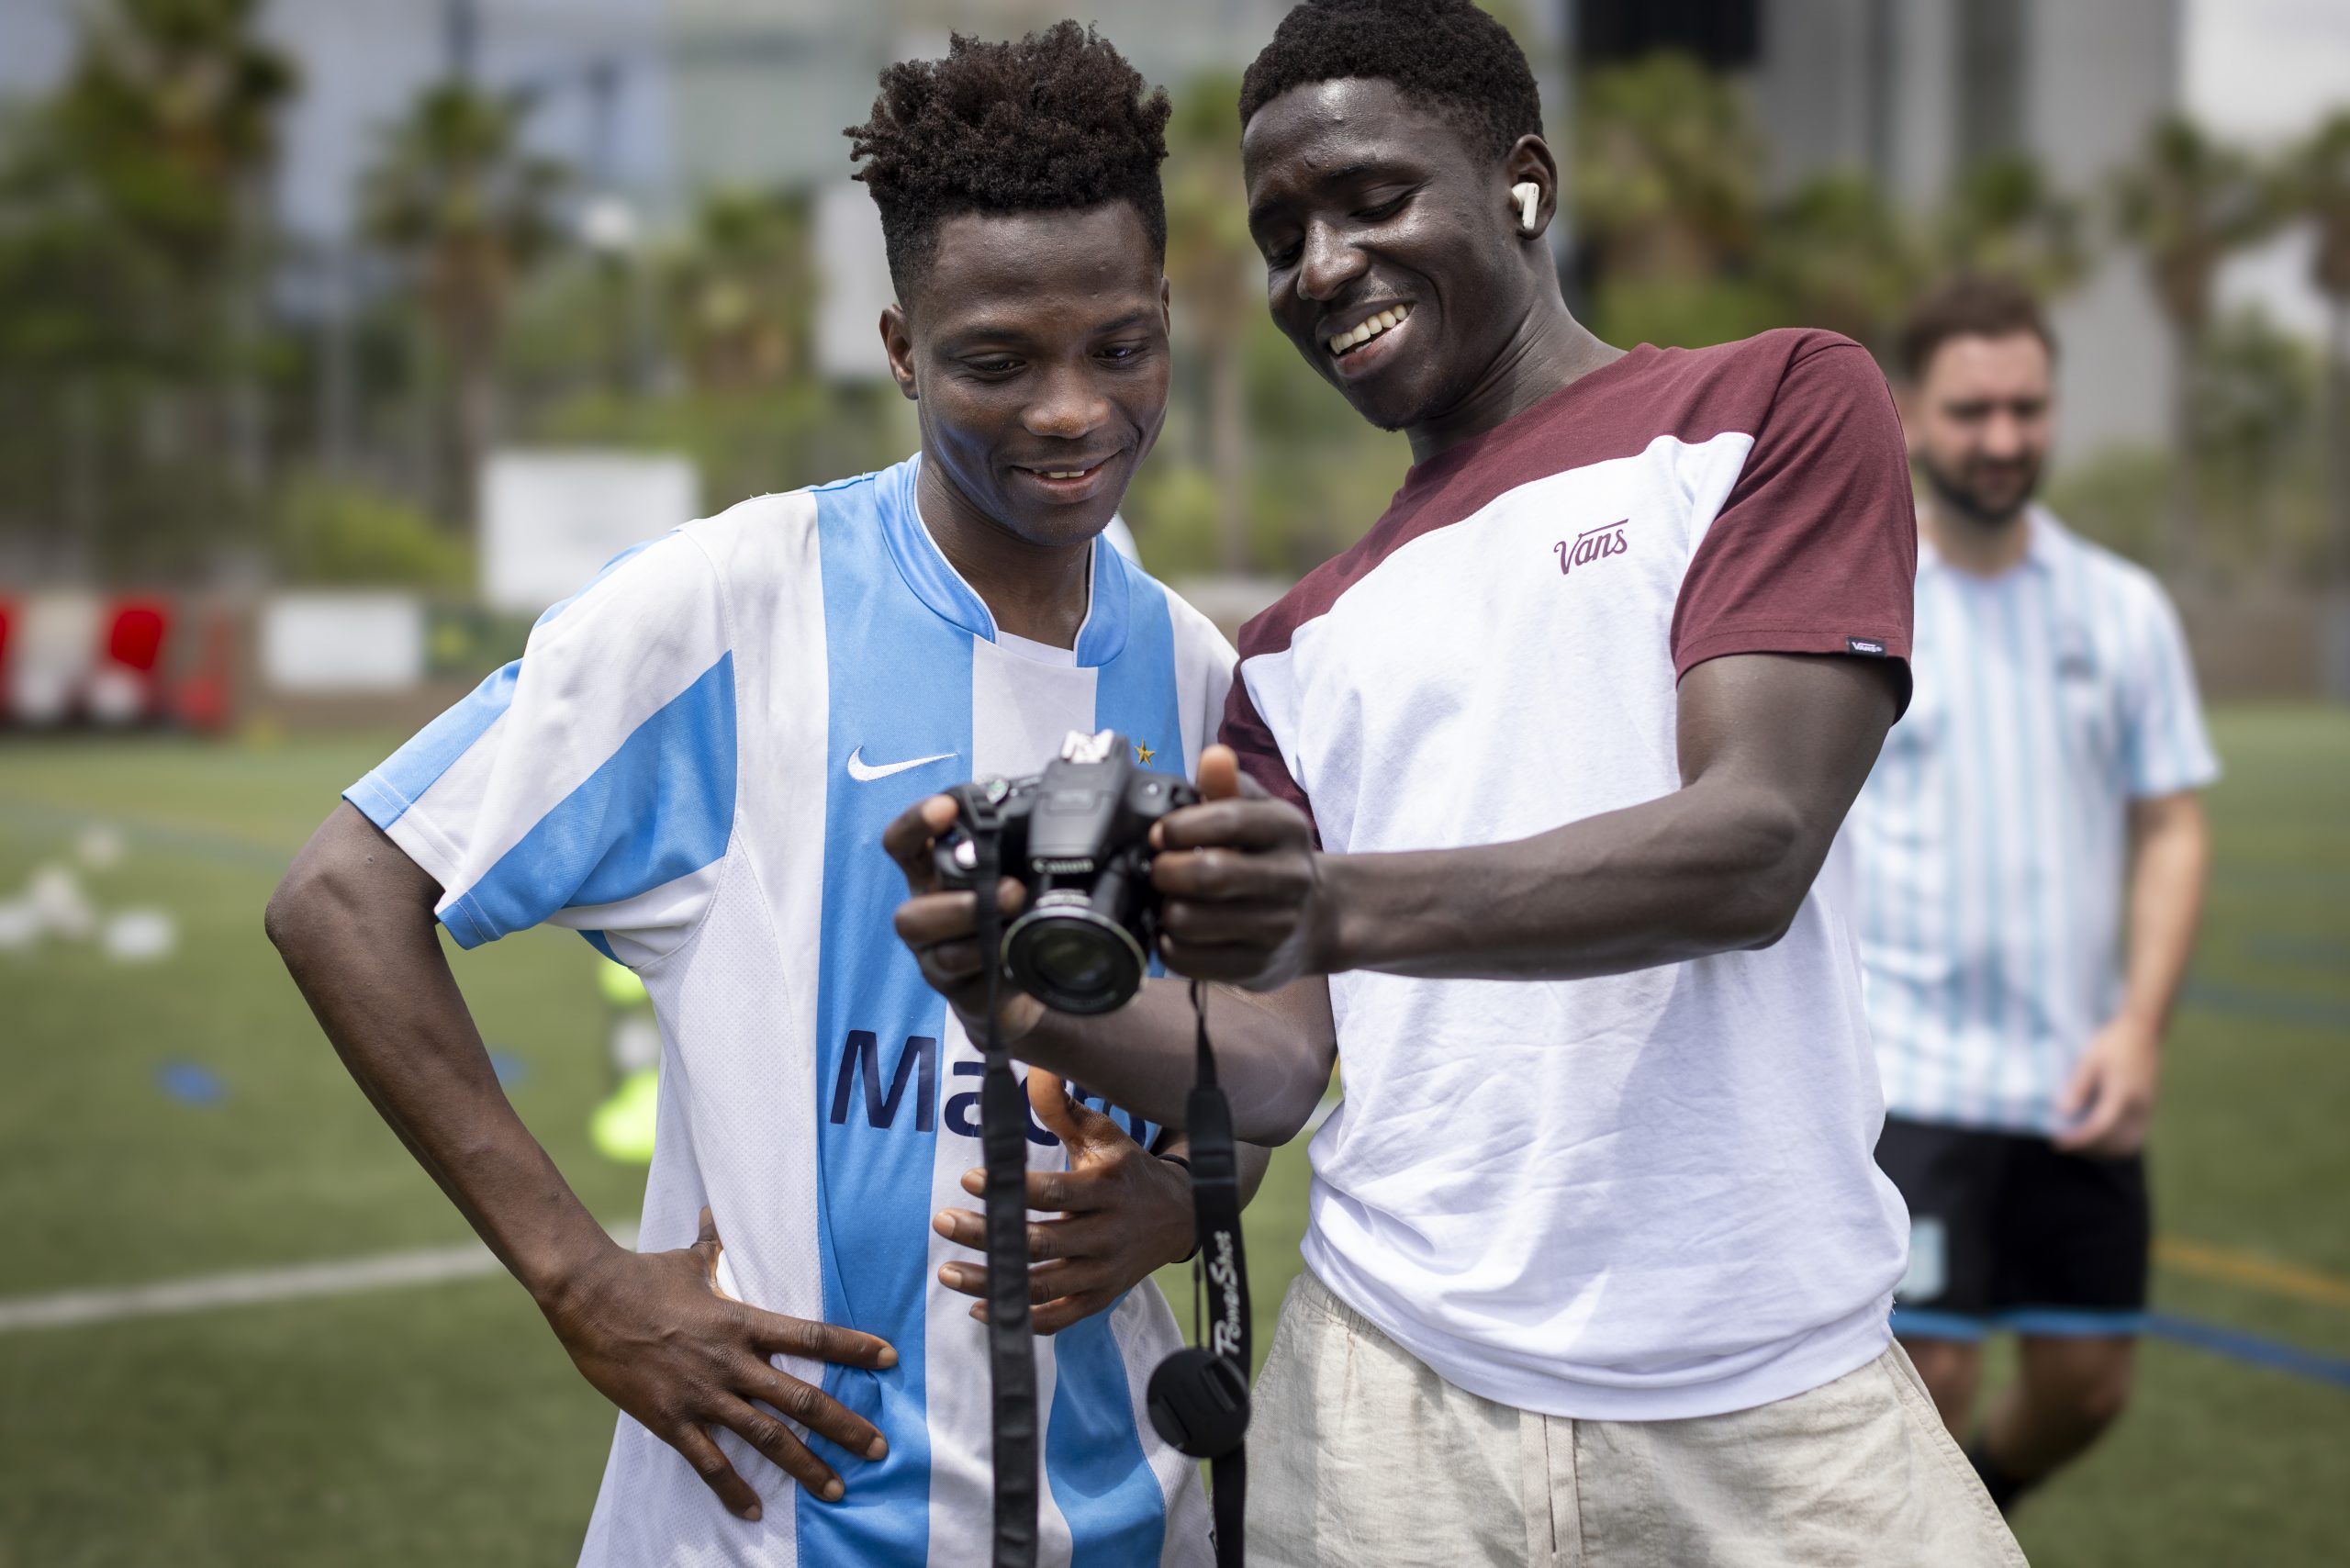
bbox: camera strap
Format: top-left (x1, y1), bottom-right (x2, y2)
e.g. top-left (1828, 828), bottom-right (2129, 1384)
top-left (972, 836), bottom-right (1040, 1568)
top-left (1182, 980), bottom-right (1251, 1568)
top-left (961, 795), bottom-right (1249, 1566)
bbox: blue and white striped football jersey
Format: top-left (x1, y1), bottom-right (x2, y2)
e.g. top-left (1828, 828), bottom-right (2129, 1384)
top-left (346, 454), bottom-right (1230, 1567)
top-left (1846, 509), bottom-right (2218, 1135)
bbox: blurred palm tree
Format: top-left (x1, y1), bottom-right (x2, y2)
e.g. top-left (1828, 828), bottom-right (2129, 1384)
top-left (665, 189), bottom-right (812, 395)
top-left (1572, 52), bottom-right (1760, 283)
top-left (2111, 116), bottom-right (2284, 579)
top-left (0, 0), bottom-right (296, 566)
top-left (2290, 111), bottom-right (2350, 586)
top-left (50, 0), bottom-right (295, 358)
top-left (1161, 75), bottom-right (1259, 574)
top-left (362, 83), bottom-right (568, 528)
top-left (1757, 171), bottom-right (1921, 353)
top-left (2199, 307), bottom-right (2315, 579)
top-left (1571, 53), bottom-right (1785, 350)
top-left (1932, 152), bottom-right (2089, 297)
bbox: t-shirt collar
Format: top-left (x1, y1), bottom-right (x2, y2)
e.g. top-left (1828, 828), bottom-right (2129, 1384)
top-left (1917, 501), bottom-right (2056, 579)
top-left (873, 451), bottom-right (1129, 666)
top-left (1393, 345), bottom-right (1659, 496)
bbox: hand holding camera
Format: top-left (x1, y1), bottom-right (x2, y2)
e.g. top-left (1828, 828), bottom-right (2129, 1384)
top-left (1147, 746), bottom-right (1328, 992)
top-left (884, 734), bottom-right (1326, 1023)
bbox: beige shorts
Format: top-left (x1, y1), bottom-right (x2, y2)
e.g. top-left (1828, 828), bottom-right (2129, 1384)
top-left (1247, 1270), bottom-right (2028, 1568)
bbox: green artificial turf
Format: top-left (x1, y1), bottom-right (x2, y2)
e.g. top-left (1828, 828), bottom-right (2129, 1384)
top-left (0, 711), bottom-right (2344, 1565)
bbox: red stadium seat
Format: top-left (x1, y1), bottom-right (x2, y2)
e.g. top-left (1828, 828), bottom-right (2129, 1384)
top-left (106, 599), bottom-right (171, 673)
top-left (92, 597), bottom-right (174, 725)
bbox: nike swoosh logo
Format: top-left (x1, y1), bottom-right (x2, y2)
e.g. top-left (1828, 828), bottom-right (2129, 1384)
top-left (846, 746), bottom-right (957, 782)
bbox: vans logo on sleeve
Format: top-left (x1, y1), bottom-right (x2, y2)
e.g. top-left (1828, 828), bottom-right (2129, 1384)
top-left (1846, 637), bottom-right (1887, 656)
top-left (1554, 521), bottom-right (1630, 576)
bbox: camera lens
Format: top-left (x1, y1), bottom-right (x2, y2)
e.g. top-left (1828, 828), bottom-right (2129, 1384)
top-left (1025, 924), bottom-right (1118, 995)
top-left (1004, 902), bottom-right (1147, 1015)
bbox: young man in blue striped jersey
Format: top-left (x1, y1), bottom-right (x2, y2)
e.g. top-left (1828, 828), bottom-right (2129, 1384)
top-left (267, 26), bottom-right (1274, 1566)
top-left (1848, 275), bottom-right (2217, 1513)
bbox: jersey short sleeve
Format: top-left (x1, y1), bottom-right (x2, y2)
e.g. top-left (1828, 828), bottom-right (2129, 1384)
top-left (343, 531), bottom-right (738, 963)
top-left (1670, 340), bottom-right (1919, 712)
top-left (2120, 578), bottom-right (2221, 799)
top-left (1220, 673), bottom-right (1317, 841)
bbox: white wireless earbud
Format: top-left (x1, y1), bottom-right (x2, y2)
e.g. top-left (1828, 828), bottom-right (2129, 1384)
top-left (1511, 181), bottom-right (1541, 232)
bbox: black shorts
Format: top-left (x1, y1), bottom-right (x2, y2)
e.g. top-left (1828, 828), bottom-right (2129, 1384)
top-left (1875, 1114), bottom-right (2150, 1340)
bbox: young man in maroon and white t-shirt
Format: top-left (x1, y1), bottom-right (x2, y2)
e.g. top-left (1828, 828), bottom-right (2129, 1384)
top-left (889, 1), bottom-right (2025, 1562)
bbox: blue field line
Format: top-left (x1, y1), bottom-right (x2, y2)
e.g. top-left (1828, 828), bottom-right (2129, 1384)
top-left (2145, 1313), bottom-right (2350, 1391)
top-left (155, 1060), bottom-right (229, 1107)
top-left (2210, 866), bottom-right (2350, 899)
top-left (2179, 980), bottom-right (2350, 1032)
top-left (2245, 935), bottom-right (2350, 969)
top-left (0, 795), bottom-right (297, 872)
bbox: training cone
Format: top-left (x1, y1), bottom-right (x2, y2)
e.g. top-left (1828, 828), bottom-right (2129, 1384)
top-left (591, 1067), bottom-right (659, 1164)
top-left (597, 956), bottom-right (648, 1006)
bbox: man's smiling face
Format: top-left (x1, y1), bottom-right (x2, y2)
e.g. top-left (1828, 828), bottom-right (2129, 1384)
top-left (891, 201), bottom-right (1171, 549)
top-left (1242, 78), bottom-right (1529, 434)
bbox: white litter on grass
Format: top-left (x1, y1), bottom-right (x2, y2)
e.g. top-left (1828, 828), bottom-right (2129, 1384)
top-left (75, 823), bottom-right (126, 871)
top-left (101, 908), bottom-right (176, 964)
top-left (27, 864), bottom-right (95, 941)
top-left (9, 667), bottom-right (73, 726)
top-left (0, 898), bottom-right (39, 952)
top-left (610, 1013), bottom-right (662, 1075)
top-left (0, 1222), bottom-right (640, 1334)
top-left (84, 666), bottom-right (146, 726)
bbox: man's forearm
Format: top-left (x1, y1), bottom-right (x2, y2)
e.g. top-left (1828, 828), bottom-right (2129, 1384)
top-left (1150, 654), bottom-right (1896, 993)
top-left (1013, 978), bottom-right (1332, 1145)
top-left (1157, 1137), bottom-right (1275, 1212)
top-left (1320, 774), bottom-right (1824, 981)
top-left (268, 808), bottom-right (618, 1305)
top-left (2117, 793), bottom-right (2210, 1031)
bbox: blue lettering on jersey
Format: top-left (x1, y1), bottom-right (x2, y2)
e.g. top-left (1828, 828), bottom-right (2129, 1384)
top-left (829, 1031), bottom-right (937, 1132)
top-left (829, 1028), bottom-right (1158, 1148)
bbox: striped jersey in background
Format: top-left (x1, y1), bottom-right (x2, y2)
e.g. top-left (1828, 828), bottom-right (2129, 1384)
top-left (1847, 508), bottom-right (2219, 1135)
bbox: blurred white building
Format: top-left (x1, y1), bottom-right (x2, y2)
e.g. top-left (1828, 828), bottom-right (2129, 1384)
top-left (1574, 0), bottom-right (2181, 451)
top-left (0, 0), bottom-right (2194, 442)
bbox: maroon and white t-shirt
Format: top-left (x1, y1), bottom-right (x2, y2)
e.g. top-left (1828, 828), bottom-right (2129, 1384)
top-left (1225, 329), bottom-right (1918, 1419)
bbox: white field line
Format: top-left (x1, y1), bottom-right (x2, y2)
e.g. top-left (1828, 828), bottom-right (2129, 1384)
top-left (0, 1223), bottom-right (638, 1335)
top-left (0, 1107), bottom-right (1346, 1337)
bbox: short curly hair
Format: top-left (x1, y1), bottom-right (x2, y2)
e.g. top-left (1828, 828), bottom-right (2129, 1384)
top-left (1899, 274), bottom-right (2056, 383)
top-left (1237, 0), bottom-right (1543, 161)
top-left (845, 24), bottom-right (1172, 303)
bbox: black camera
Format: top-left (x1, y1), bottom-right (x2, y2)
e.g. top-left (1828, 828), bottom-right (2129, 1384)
top-left (934, 729), bottom-right (1198, 1015)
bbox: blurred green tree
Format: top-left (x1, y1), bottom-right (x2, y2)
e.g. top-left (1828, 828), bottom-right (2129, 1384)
top-left (520, 181), bottom-right (904, 506)
top-left (2110, 116), bottom-right (2285, 578)
top-left (361, 82), bottom-right (568, 529)
top-left (1570, 59), bottom-right (2102, 375)
top-left (2044, 446), bottom-right (2169, 567)
top-left (2288, 111), bottom-right (2350, 586)
top-left (0, 0), bottom-right (296, 572)
top-left (273, 472), bottom-right (472, 587)
top-left (1572, 52), bottom-right (1769, 348)
top-left (1756, 170), bottom-right (1922, 353)
top-left (2199, 306), bottom-right (2318, 579)
top-left (1162, 73), bottom-right (1259, 574)
top-left (1572, 52), bottom-right (1759, 283)
top-left (662, 188), bottom-right (812, 395)
top-left (1930, 151), bottom-right (2090, 297)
